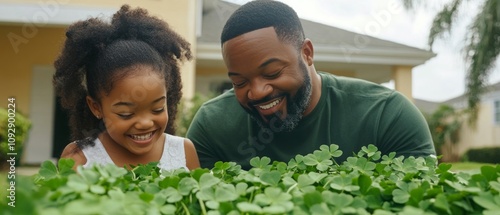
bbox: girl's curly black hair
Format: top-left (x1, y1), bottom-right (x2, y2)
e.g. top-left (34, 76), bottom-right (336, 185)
top-left (53, 5), bottom-right (192, 148)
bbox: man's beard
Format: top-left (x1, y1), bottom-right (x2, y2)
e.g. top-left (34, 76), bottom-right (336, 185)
top-left (242, 60), bottom-right (312, 133)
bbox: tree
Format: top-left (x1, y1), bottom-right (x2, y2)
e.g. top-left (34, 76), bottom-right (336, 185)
top-left (404, 0), bottom-right (500, 123)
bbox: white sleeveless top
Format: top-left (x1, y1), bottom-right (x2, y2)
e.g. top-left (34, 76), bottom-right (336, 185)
top-left (81, 133), bottom-right (187, 171)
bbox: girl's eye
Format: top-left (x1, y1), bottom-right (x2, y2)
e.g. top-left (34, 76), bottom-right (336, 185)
top-left (117, 113), bottom-right (133, 119)
top-left (153, 107), bottom-right (165, 113)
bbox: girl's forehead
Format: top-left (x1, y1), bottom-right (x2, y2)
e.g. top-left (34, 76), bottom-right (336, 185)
top-left (104, 72), bottom-right (166, 100)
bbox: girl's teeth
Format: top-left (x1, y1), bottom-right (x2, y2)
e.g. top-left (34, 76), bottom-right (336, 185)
top-left (259, 99), bottom-right (280, 110)
top-left (131, 132), bottom-right (153, 140)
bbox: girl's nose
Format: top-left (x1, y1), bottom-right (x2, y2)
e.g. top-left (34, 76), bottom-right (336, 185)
top-left (134, 117), bottom-right (154, 130)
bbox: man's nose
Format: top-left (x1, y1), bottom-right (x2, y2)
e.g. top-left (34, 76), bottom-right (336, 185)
top-left (248, 80), bottom-right (272, 101)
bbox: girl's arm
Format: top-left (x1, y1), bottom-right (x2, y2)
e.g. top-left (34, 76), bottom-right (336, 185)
top-left (60, 142), bottom-right (87, 170)
top-left (184, 138), bottom-right (200, 170)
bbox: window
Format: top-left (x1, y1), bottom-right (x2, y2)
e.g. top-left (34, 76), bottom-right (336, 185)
top-left (495, 100), bottom-right (500, 125)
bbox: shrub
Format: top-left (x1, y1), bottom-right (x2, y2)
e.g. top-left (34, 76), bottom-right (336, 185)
top-left (175, 93), bottom-right (212, 137)
top-left (3, 144), bottom-right (500, 215)
top-left (0, 107), bottom-right (31, 169)
top-left (463, 147), bottom-right (500, 164)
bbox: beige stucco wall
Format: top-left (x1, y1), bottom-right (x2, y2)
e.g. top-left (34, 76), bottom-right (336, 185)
top-left (1, 0), bottom-right (198, 163)
top-left (0, 0), bottom-right (198, 113)
top-left (0, 26), bottom-right (66, 115)
top-left (392, 66), bottom-right (413, 102)
top-left (455, 103), bottom-right (500, 156)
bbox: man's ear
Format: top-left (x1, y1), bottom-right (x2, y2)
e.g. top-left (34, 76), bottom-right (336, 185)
top-left (301, 39), bottom-right (314, 66)
top-left (86, 96), bottom-right (102, 119)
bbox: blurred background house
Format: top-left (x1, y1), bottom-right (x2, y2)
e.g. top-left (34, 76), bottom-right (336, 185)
top-left (415, 81), bottom-right (500, 162)
top-left (0, 0), bottom-right (436, 165)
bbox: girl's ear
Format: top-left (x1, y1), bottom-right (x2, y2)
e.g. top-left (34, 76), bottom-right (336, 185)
top-left (86, 96), bottom-right (102, 119)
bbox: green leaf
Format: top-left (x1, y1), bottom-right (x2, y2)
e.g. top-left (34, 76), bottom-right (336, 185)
top-left (308, 172), bottom-right (327, 183)
top-left (480, 165), bottom-right (497, 181)
top-left (330, 175), bottom-right (359, 192)
top-left (39, 160), bottom-right (58, 179)
top-left (215, 184), bottom-right (238, 202)
top-left (332, 193), bottom-right (353, 208)
top-left (199, 173), bottom-right (220, 189)
top-left (159, 205), bottom-right (177, 215)
top-left (159, 176), bottom-right (180, 189)
top-left (250, 157), bottom-right (271, 168)
top-left (178, 177), bottom-right (198, 195)
top-left (139, 193), bottom-right (154, 203)
top-left (489, 180), bottom-right (500, 192)
top-left (434, 194), bottom-right (450, 214)
top-left (235, 182), bottom-right (248, 196)
top-left (473, 193), bottom-right (500, 210)
top-left (392, 189), bottom-right (410, 204)
top-left (89, 185), bottom-right (105, 194)
top-left (206, 200), bottom-right (220, 210)
top-left (260, 170), bottom-right (281, 186)
top-left (303, 154), bottom-right (319, 166)
top-left (327, 144), bottom-right (342, 157)
top-left (358, 174), bottom-right (372, 194)
top-left (408, 187), bottom-right (425, 207)
top-left (67, 174), bottom-right (89, 192)
top-left (298, 174), bottom-right (315, 187)
top-left (309, 203), bottom-right (331, 215)
top-left (436, 163), bottom-right (452, 173)
top-left (58, 158), bottom-right (76, 176)
top-left (303, 191), bottom-right (323, 208)
top-left (237, 202), bottom-right (262, 213)
top-left (262, 205), bottom-right (287, 214)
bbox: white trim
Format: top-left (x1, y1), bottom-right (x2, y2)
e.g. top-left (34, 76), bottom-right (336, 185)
top-left (196, 43), bottom-right (436, 66)
top-left (23, 66), bottom-right (55, 164)
top-left (0, 2), bottom-right (116, 26)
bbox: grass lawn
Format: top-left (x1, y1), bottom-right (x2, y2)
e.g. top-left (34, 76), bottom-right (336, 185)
top-left (446, 162), bottom-right (497, 174)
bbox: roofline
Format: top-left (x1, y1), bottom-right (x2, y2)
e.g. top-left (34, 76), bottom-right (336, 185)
top-left (197, 43), bottom-right (436, 66)
top-left (0, 2), bottom-right (116, 26)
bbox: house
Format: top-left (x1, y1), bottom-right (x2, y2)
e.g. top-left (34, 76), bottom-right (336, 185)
top-left (440, 81), bottom-right (500, 158)
top-left (0, 0), bottom-right (435, 164)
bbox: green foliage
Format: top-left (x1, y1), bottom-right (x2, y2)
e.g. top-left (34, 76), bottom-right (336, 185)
top-left (4, 144), bottom-right (500, 214)
top-left (463, 147), bottom-right (500, 164)
top-left (403, 0), bottom-right (500, 124)
top-left (0, 107), bottom-right (31, 168)
top-left (425, 105), bottom-right (462, 157)
top-left (175, 93), bottom-right (212, 137)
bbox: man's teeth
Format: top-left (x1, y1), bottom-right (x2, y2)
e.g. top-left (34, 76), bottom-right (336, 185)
top-left (259, 99), bottom-right (280, 110)
top-left (130, 132), bottom-right (153, 141)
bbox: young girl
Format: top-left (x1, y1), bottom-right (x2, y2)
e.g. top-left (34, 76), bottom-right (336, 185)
top-left (54, 5), bottom-right (200, 171)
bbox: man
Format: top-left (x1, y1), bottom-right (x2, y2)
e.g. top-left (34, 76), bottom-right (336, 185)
top-left (187, 0), bottom-right (435, 170)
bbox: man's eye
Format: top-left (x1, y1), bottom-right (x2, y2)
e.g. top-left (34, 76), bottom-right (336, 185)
top-left (265, 69), bottom-right (283, 79)
top-left (233, 81), bottom-right (247, 88)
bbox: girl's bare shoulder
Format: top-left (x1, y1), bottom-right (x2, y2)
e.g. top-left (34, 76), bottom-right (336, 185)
top-left (61, 142), bottom-right (87, 169)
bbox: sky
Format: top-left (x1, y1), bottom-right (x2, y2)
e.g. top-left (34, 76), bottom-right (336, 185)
top-left (226, 0), bottom-right (500, 102)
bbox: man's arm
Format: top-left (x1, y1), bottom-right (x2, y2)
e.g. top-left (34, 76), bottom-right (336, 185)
top-left (186, 107), bottom-right (219, 169)
top-left (376, 91), bottom-right (436, 158)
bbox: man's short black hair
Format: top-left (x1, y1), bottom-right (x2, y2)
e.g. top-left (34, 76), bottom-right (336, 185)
top-left (221, 0), bottom-right (305, 48)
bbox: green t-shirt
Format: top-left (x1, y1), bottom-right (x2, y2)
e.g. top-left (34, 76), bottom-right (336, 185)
top-left (187, 73), bottom-right (435, 170)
